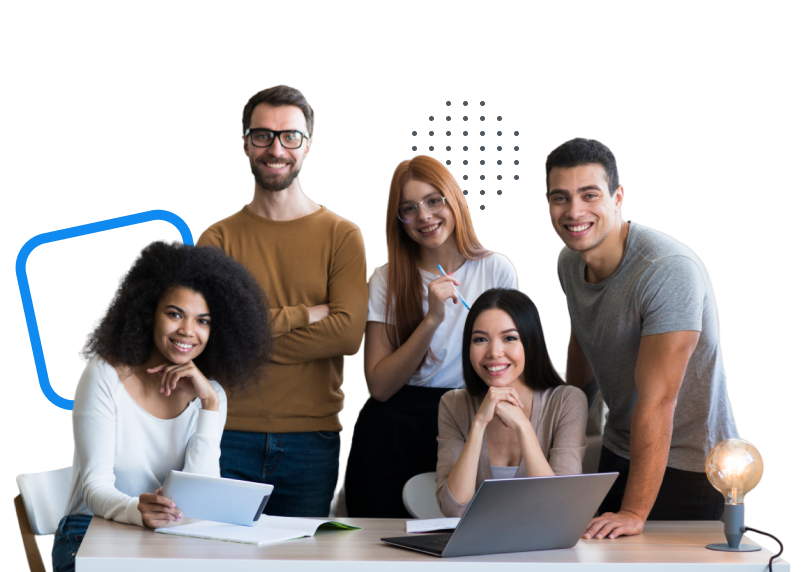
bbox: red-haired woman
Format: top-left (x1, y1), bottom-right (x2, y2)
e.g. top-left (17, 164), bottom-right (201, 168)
top-left (345, 156), bottom-right (518, 517)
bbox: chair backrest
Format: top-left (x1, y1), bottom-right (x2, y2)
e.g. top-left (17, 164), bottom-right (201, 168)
top-left (16, 467), bottom-right (73, 535)
top-left (402, 471), bottom-right (444, 519)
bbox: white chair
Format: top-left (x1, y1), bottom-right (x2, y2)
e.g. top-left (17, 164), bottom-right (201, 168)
top-left (15, 467), bottom-right (73, 572)
top-left (402, 471), bottom-right (444, 519)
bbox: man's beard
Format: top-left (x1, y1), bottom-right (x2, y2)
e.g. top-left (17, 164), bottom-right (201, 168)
top-left (251, 158), bottom-right (301, 192)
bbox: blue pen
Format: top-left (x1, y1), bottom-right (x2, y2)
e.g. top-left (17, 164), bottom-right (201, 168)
top-left (437, 264), bottom-right (471, 310)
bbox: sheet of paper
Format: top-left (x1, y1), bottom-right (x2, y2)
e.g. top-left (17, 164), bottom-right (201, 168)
top-left (156, 515), bottom-right (360, 546)
top-left (156, 520), bottom-right (304, 545)
top-left (406, 517), bottom-right (460, 533)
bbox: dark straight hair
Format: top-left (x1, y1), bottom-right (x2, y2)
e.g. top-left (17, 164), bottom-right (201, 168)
top-left (462, 288), bottom-right (564, 397)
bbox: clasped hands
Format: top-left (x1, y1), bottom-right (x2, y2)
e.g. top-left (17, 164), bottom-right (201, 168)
top-left (474, 387), bottom-right (528, 430)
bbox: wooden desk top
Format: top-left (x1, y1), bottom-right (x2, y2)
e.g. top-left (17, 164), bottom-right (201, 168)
top-left (77, 516), bottom-right (788, 571)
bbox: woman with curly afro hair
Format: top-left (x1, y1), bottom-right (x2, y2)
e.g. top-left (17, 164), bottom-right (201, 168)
top-left (53, 241), bottom-right (272, 572)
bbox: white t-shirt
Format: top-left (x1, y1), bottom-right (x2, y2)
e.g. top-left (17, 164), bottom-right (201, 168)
top-left (367, 253), bottom-right (518, 388)
top-left (64, 356), bottom-right (228, 527)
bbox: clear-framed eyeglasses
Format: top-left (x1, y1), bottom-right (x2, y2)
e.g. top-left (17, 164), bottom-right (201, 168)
top-left (397, 194), bottom-right (448, 223)
top-left (245, 128), bottom-right (309, 149)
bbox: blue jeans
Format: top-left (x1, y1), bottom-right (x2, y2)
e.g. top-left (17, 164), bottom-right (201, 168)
top-left (220, 429), bottom-right (340, 517)
top-left (52, 515), bottom-right (92, 572)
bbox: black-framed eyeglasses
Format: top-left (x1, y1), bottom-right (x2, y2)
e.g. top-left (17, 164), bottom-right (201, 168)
top-left (397, 194), bottom-right (447, 223)
top-left (245, 128), bottom-right (309, 149)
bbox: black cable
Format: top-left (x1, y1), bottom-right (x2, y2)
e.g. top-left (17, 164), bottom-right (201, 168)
top-left (744, 527), bottom-right (783, 572)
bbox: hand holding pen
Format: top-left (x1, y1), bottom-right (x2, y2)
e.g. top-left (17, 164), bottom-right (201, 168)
top-left (437, 264), bottom-right (471, 310)
top-left (424, 272), bottom-right (461, 326)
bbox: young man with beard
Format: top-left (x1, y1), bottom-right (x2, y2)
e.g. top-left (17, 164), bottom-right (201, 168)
top-left (545, 138), bottom-right (738, 539)
top-left (197, 86), bottom-right (367, 516)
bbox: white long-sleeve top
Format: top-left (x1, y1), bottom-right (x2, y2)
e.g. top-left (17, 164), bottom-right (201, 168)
top-left (64, 355), bottom-right (227, 527)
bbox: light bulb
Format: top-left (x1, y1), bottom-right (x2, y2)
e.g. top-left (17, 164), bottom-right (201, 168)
top-left (705, 439), bottom-right (764, 552)
top-left (705, 438), bottom-right (763, 504)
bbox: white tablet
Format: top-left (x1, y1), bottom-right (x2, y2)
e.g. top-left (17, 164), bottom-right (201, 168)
top-left (162, 471), bottom-right (273, 527)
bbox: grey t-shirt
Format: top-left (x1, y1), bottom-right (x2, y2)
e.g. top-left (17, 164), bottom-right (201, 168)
top-left (557, 223), bottom-right (738, 472)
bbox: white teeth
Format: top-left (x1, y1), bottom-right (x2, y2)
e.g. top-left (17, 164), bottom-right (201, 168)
top-left (420, 224), bottom-right (440, 233)
top-left (265, 163), bottom-right (287, 169)
top-left (172, 341), bottom-right (193, 349)
top-left (486, 365), bottom-right (508, 372)
top-left (567, 223), bottom-right (592, 232)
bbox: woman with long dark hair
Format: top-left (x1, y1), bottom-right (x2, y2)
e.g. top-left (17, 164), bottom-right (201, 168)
top-left (345, 156), bottom-right (517, 517)
top-left (436, 288), bottom-right (587, 517)
top-left (52, 242), bottom-right (272, 572)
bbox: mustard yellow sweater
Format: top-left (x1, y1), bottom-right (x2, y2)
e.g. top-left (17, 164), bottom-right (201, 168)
top-left (197, 206), bottom-right (367, 433)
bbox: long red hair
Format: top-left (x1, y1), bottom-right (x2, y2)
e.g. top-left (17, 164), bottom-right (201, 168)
top-left (385, 156), bottom-right (489, 366)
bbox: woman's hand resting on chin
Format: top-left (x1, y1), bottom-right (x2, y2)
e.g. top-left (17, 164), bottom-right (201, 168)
top-left (147, 361), bottom-right (220, 411)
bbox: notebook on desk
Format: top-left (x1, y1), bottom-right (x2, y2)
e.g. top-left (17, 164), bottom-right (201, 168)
top-left (382, 472), bottom-right (618, 558)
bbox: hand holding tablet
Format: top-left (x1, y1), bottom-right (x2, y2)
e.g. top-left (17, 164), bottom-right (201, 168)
top-left (138, 487), bottom-right (183, 528)
top-left (161, 471), bottom-right (274, 527)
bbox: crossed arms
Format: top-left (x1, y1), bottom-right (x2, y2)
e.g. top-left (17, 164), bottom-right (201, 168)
top-left (199, 227), bottom-right (368, 364)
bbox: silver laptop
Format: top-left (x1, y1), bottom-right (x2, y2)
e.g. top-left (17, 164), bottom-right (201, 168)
top-left (381, 472), bottom-right (618, 557)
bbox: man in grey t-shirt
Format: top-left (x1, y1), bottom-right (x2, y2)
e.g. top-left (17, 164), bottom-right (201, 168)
top-left (545, 138), bottom-right (738, 540)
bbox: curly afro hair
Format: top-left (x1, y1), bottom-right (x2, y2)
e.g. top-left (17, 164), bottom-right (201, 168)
top-left (83, 241), bottom-right (273, 391)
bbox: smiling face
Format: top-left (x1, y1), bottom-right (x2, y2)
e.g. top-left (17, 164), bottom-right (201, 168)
top-left (399, 178), bottom-right (456, 249)
top-left (469, 309), bottom-right (526, 389)
top-left (547, 163), bottom-right (624, 254)
top-left (244, 103), bottom-right (311, 192)
top-left (152, 287), bottom-right (211, 364)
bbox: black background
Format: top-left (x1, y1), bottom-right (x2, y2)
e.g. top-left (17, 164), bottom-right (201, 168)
top-left (6, 81), bottom-right (776, 564)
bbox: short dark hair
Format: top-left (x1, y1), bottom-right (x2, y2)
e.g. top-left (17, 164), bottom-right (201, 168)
top-left (242, 85), bottom-right (314, 137)
top-left (545, 138), bottom-right (619, 195)
top-left (462, 288), bottom-right (564, 397)
top-left (83, 241), bottom-right (273, 392)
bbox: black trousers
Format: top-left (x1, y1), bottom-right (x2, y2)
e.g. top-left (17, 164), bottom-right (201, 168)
top-left (345, 385), bottom-right (451, 517)
top-left (598, 446), bottom-right (724, 520)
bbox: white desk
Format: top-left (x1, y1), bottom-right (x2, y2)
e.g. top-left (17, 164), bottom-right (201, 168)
top-left (77, 517), bottom-right (788, 571)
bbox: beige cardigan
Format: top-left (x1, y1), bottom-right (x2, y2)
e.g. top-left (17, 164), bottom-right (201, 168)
top-left (436, 385), bottom-right (588, 517)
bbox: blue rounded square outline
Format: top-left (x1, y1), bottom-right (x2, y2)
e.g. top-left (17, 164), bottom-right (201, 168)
top-left (15, 210), bottom-right (194, 410)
